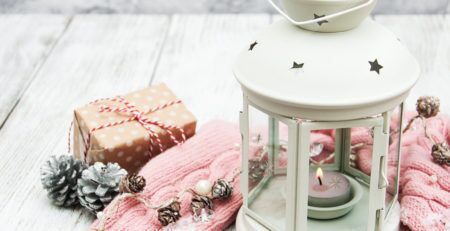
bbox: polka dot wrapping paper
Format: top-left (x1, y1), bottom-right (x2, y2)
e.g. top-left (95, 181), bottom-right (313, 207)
top-left (73, 83), bottom-right (197, 173)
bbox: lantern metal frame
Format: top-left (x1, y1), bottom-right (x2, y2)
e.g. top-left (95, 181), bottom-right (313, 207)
top-left (239, 93), bottom-right (405, 231)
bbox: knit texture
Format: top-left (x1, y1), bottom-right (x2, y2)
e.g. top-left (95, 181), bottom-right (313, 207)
top-left (274, 113), bottom-right (450, 231)
top-left (355, 112), bottom-right (450, 231)
top-left (91, 120), bottom-right (243, 231)
top-left (92, 115), bottom-right (450, 231)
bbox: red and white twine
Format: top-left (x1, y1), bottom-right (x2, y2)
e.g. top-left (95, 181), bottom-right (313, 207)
top-left (69, 95), bottom-right (186, 161)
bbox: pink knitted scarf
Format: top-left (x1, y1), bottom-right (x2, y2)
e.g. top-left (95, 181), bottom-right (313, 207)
top-left (388, 113), bottom-right (450, 231)
top-left (92, 121), bottom-right (243, 230)
top-left (92, 115), bottom-right (450, 231)
top-left (302, 113), bottom-right (450, 231)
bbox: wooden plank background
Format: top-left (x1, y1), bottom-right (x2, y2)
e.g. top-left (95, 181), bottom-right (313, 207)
top-left (0, 14), bottom-right (448, 230)
top-left (1, 0), bottom-right (450, 14)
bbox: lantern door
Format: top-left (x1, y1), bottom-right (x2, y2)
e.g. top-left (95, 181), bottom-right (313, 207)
top-left (384, 104), bottom-right (404, 220)
top-left (240, 99), bottom-right (298, 231)
top-left (301, 116), bottom-right (387, 231)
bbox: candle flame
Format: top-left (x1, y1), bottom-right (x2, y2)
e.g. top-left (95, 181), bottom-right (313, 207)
top-left (316, 167), bottom-right (323, 179)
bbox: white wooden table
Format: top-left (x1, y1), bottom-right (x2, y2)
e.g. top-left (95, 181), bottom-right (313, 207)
top-left (0, 14), bottom-right (448, 230)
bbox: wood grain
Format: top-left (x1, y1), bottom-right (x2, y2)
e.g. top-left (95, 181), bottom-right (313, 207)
top-left (0, 14), bottom-right (449, 231)
top-left (2, 0), bottom-right (450, 14)
top-left (0, 15), bottom-right (69, 126)
top-left (375, 15), bottom-right (450, 113)
top-left (149, 14), bottom-right (271, 230)
top-left (151, 14), bottom-right (272, 127)
top-left (0, 15), bottom-right (170, 230)
top-left (373, 0), bottom-right (449, 14)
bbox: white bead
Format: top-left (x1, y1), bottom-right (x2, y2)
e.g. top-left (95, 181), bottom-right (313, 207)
top-left (195, 180), bottom-right (212, 196)
top-left (430, 175), bottom-right (438, 183)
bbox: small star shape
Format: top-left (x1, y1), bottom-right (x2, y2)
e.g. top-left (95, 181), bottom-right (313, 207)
top-left (291, 61), bottom-right (304, 69)
top-left (314, 14), bottom-right (328, 26)
top-left (249, 41), bottom-right (258, 51)
top-left (369, 59), bottom-right (383, 74)
top-left (328, 176), bottom-right (344, 189)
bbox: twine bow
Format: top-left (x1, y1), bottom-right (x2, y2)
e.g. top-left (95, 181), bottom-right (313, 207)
top-left (70, 95), bottom-right (187, 161)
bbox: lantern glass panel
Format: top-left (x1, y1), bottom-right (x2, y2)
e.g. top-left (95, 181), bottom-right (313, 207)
top-left (307, 126), bottom-right (375, 230)
top-left (345, 126), bottom-right (375, 184)
top-left (247, 105), bottom-right (288, 230)
top-left (309, 129), bottom-right (337, 169)
top-left (385, 106), bottom-right (402, 217)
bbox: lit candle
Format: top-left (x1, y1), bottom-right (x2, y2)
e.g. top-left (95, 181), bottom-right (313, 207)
top-left (316, 167), bottom-right (323, 186)
top-left (308, 167), bottom-right (351, 207)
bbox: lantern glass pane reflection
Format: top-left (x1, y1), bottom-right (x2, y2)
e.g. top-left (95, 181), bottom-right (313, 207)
top-left (385, 106), bottom-right (403, 217)
top-left (244, 100), bottom-right (402, 230)
top-left (346, 126), bottom-right (374, 183)
top-left (307, 126), bottom-right (375, 230)
top-left (247, 105), bottom-right (288, 230)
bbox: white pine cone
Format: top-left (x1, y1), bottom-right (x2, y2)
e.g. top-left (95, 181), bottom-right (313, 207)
top-left (77, 162), bottom-right (127, 214)
top-left (40, 155), bottom-right (86, 207)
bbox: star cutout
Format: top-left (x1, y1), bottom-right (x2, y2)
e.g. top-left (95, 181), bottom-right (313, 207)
top-left (249, 41), bottom-right (258, 51)
top-left (291, 61), bottom-right (304, 69)
top-left (314, 14), bottom-right (328, 26)
top-left (369, 59), bottom-right (383, 74)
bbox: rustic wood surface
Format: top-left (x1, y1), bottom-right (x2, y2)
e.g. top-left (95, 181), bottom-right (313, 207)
top-left (0, 15), bottom-right (68, 126)
top-left (0, 14), bottom-right (448, 230)
top-left (2, 0), bottom-right (450, 14)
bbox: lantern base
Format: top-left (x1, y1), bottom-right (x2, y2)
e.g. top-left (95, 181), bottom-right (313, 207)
top-left (236, 198), bottom-right (400, 231)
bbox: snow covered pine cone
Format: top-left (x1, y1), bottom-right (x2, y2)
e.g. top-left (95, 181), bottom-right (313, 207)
top-left (212, 179), bottom-right (233, 200)
top-left (416, 96), bottom-right (440, 118)
top-left (119, 173), bottom-right (146, 194)
top-left (191, 194), bottom-right (213, 216)
top-left (77, 162), bottom-right (127, 214)
top-left (431, 142), bottom-right (450, 166)
top-left (158, 201), bottom-right (182, 226)
top-left (41, 155), bottom-right (86, 207)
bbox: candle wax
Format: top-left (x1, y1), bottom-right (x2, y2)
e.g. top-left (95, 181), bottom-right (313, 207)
top-left (308, 171), bottom-right (351, 207)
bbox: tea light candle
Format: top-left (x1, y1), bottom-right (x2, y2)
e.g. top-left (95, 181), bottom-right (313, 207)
top-left (308, 168), bottom-right (351, 207)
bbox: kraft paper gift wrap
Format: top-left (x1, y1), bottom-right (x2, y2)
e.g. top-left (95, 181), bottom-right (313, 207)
top-left (73, 83), bottom-right (196, 172)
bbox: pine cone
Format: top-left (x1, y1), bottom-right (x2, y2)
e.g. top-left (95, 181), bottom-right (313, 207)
top-left (190, 195), bottom-right (213, 216)
top-left (416, 96), bottom-right (440, 118)
top-left (248, 159), bottom-right (268, 183)
top-left (157, 201), bottom-right (181, 226)
top-left (431, 142), bottom-right (450, 166)
top-left (212, 179), bottom-right (233, 200)
top-left (77, 162), bottom-right (127, 214)
top-left (40, 155), bottom-right (86, 207)
top-left (119, 174), bottom-right (146, 193)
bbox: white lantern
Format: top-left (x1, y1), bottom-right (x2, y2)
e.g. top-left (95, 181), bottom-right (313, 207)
top-left (234, 1), bottom-right (420, 230)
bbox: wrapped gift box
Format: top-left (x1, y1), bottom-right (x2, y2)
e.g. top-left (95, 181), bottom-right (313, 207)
top-left (73, 83), bottom-right (196, 172)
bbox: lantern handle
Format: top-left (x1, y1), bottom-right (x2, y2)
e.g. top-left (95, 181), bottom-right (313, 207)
top-left (267, 0), bottom-right (374, 26)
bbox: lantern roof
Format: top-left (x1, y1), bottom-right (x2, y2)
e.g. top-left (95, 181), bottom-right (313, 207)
top-left (234, 19), bottom-right (420, 120)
